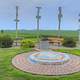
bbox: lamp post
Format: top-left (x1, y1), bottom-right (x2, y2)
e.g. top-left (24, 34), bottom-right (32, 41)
top-left (14, 6), bottom-right (20, 46)
top-left (58, 7), bottom-right (63, 38)
top-left (36, 7), bottom-right (41, 44)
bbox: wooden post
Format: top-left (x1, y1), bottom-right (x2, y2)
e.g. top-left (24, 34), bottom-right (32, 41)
top-left (78, 14), bottom-right (80, 47)
top-left (14, 6), bottom-right (19, 46)
top-left (36, 7), bottom-right (41, 48)
top-left (58, 7), bottom-right (63, 38)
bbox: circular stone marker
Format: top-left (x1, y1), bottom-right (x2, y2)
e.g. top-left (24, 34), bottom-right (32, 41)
top-left (12, 51), bottom-right (80, 75)
top-left (28, 51), bottom-right (70, 65)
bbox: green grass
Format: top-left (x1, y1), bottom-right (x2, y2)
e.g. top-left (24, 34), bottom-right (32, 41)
top-left (54, 49), bottom-right (80, 56)
top-left (0, 48), bottom-right (80, 80)
top-left (0, 30), bottom-right (78, 40)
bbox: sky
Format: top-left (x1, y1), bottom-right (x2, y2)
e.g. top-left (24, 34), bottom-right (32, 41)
top-left (0, 0), bottom-right (80, 30)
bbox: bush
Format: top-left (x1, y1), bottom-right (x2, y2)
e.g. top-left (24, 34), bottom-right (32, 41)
top-left (0, 35), bottom-right (13, 48)
top-left (21, 39), bottom-right (36, 48)
top-left (62, 37), bottom-right (76, 47)
top-left (1, 30), bottom-right (4, 34)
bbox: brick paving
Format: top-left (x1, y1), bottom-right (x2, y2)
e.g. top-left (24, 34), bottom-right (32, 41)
top-left (12, 51), bottom-right (80, 76)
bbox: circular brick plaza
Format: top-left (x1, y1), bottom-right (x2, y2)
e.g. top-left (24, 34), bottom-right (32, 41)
top-left (12, 51), bottom-right (80, 76)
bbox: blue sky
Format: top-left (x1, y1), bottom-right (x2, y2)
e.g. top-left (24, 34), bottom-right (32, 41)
top-left (0, 0), bottom-right (80, 30)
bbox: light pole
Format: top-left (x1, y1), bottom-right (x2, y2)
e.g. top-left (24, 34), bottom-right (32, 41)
top-left (36, 7), bottom-right (41, 44)
top-left (58, 7), bottom-right (63, 38)
top-left (14, 6), bottom-right (20, 46)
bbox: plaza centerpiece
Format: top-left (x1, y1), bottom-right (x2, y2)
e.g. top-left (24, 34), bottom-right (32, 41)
top-left (28, 51), bottom-right (70, 65)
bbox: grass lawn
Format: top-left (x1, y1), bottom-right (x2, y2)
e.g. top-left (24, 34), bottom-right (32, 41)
top-left (1, 30), bottom-right (78, 40)
top-left (0, 48), bottom-right (80, 80)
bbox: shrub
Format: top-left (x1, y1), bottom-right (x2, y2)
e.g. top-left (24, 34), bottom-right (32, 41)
top-left (0, 34), bottom-right (13, 48)
top-left (21, 39), bottom-right (36, 48)
top-left (1, 30), bottom-right (4, 34)
top-left (62, 37), bottom-right (76, 47)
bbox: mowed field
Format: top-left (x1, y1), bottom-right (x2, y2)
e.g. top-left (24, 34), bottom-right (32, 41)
top-left (1, 30), bottom-right (78, 40)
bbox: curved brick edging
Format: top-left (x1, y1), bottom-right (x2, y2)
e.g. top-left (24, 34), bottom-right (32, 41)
top-left (12, 51), bottom-right (80, 76)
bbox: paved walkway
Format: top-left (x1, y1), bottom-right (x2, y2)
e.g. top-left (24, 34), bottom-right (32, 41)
top-left (12, 51), bottom-right (80, 76)
top-left (36, 41), bottom-right (80, 50)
